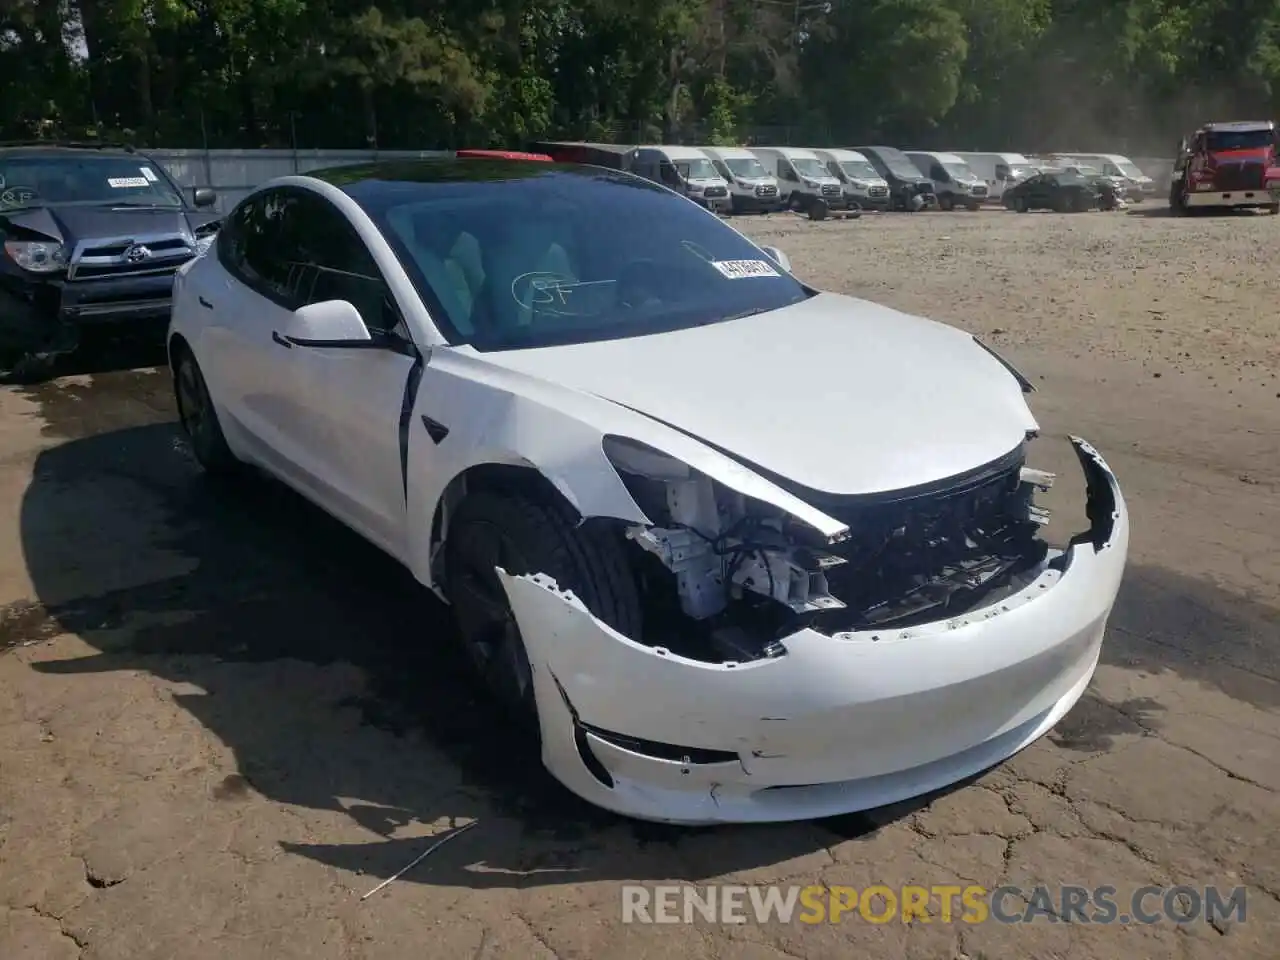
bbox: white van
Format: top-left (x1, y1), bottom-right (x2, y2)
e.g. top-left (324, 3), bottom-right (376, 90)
top-left (701, 146), bottom-right (784, 213)
top-left (1070, 153), bottom-right (1156, 199)
top-left (811, 148), bottom-right (892, 209)
top-left (751, 146), bottom-right (847, 212)
top-left (953, 152), bottom-right (1038, 201)
top-left (905, 152), bottom-right (989, 209)
top-left (629, 145), bottom-right (732, 213)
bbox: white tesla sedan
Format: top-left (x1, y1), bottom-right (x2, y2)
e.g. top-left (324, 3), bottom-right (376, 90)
top-left (168, 158), bottom-right (1129, 825)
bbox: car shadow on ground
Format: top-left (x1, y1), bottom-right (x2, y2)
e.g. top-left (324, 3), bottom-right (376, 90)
top-left (7, 415), bottom-right (967, 890)
top-left (7, 409), bottom-right (1278, 890)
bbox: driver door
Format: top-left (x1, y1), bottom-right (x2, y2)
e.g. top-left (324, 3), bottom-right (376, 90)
top-left (275, 191), bottom-right (419, 560)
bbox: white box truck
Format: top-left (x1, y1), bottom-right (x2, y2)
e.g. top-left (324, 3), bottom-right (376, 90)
top-left (629, 145), bottom-right (732, 213)
top-left (953, 152), bottom-right (1038, 202)
top-left (905, 151), bottom-right (990, 210)
top-left (702, 146), bottom-right (784, 213)
top-left (812, 148), bottom-right (892, 210)
top-left (751, 146), bottom-right (847, 214)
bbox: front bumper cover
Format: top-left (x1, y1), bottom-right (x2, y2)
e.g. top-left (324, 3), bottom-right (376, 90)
top-left (497, 437), bottom-right (1129, 825)
top-left (0, 271), bottom-right (175, 353)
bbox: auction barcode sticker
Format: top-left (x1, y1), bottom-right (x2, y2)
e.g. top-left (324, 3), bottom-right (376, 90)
top-left (711, 259), bottom-right (780, 279)
top-left (108, 177), bottom-right (150, 188)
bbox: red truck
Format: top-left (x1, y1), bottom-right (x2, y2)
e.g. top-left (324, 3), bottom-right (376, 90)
top-left (1169, 120), bottom-right (1280, 214)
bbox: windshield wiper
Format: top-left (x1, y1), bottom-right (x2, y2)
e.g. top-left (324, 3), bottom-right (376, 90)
top-left (103, 201), bottom-right (180, 209)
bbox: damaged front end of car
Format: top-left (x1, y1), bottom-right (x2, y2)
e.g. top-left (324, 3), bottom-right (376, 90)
top-left (496, 431), bottom-right (1128, 824)
top-left (596, 432), bottom-right (1060, 664)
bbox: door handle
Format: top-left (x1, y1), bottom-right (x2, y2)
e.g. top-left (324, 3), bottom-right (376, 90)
top-left (271, 331), bottom-right (293, 349)
top-left (198, 296), bottom-right (214, 309)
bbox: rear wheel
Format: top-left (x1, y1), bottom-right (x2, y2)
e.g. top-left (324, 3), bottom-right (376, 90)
top-left (173, 348), bottom-right (239, 475)
top-left (444, 490), bottom-right (642, 719)
top-left (1267, 203), bottom-right (1279, 215)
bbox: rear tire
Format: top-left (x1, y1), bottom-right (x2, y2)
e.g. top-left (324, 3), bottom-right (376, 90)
top-left (1267, 203), bottom-right (1279, 215)
top-left (173, 348), bottom-right (239, 476)
top-left (444, 490), bottom-right (642, 719)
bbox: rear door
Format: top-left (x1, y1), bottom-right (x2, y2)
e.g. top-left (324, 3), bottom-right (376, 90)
top-left (200, 187), bottom-right (330, 488)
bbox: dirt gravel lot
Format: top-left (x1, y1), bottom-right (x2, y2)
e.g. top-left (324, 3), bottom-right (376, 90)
top-left (1, 202), bottom-right (1278, 959)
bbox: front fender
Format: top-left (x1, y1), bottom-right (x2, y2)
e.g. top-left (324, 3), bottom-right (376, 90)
top-left (405, 349), bottom-right (847, 589)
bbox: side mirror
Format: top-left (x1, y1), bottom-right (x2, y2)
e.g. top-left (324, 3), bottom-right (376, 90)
top-left (758, 245), bottom-right (791, 272)
top-left (193, 187), bottom-right (217, 207)
top-left (280, 299), bottom-right (372, 348)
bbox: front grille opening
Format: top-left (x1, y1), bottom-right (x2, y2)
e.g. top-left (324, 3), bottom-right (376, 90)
top-left (792, 448), bottom-right (1049, 633)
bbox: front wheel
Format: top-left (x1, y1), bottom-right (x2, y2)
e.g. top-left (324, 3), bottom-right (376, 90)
top-left (444, 490), bottom-right (642, 719)
top-left (1013, 196), bottom-right (1028, 213)
top-left (1267, 203), bottom-right (1279, 215)
top-left (937, 194), bottom-right (954, 211)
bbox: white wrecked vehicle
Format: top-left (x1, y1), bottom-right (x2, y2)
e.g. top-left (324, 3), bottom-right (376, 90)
top-left (168, 157), bottom-right (1129, 825)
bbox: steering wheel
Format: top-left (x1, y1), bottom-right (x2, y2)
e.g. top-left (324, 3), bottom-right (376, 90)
top-left (616, 258), bottom-right (669, 310)
top-left (0, 186), bottom-right (39, 207)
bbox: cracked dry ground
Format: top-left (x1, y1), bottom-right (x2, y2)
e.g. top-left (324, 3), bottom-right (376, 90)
top-left (1, 202), bottom-right (1278, 960)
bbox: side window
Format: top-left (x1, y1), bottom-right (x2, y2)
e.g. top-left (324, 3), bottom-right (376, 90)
top-left (778, 159), bottom-right (797, 181)
top-left (712, 159), bottom-right (732, 180)
top-left (995, 164), bottom-right (1009, 181)
top-left (217, 189), bottom-right (285, 295)
top-left (930, 163), bottom-right (947, 182)
top-left (283, 192), bottom-right (403, 336)
top-left (825, 160), bottom-right (841, 178)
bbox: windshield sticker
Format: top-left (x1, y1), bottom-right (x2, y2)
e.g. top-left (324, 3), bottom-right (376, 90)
top-left (710, 258), bottom-right (780, 279)
top-left (139, 166), bottom-right (159, 183)
top-left (0, 173), bottom-right (5, 190)
top-left (108, 176), bottom-right (150, 188)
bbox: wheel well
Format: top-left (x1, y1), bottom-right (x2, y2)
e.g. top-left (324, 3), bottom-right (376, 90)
top-left (168, 332), bottom-right (190, 375)
top-left (429, 463), bottom-right (581, 563)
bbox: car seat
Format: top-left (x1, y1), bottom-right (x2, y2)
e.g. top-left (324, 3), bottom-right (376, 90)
top-left (483, 220), bottom-right (577, 330)
top-left (387, 207), bottom-right (475, 335)
top-left (450, 232), bottom-right (485, 305)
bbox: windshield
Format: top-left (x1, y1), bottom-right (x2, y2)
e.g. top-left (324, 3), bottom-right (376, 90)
top-left (942, 161), bottom-right (977, 181)
top-left (677, 158), bottom-right (719, 180)
top-left (1009, 165), bottom-right (1038, 180)
top-left (360, 169), bottom-right (810, 351)
top-left (1114, 161), bottom-right (1144, 178)
top-left (839, 160), bottom-right (879, 180)
top-left (0, 155), bottom-right (183, 210)
top-left (792, 157), bottom-right (830, 179)
top-left (1073, 165), bottom-right (1101, 176)
top-left (724, 157), bottom-right (768, 179)
top-left (1206, 128), bottom-right (1274, 152)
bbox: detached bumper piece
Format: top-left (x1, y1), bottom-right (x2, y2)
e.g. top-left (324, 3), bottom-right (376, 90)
top-left (498, 437), bottom-right (1129, 824)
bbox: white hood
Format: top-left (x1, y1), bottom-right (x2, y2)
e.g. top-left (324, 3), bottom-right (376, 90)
top-left (475, 293), bottom-right (1038, 496)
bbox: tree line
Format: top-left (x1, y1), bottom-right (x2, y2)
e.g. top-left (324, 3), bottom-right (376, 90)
top-left (2, 0), bottom-right (1277, 154)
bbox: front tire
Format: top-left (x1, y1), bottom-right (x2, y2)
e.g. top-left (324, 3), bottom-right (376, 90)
top-left (1014, 196), bottom-right (1028, 213)
top-left (173, 348), bottom-right (239, 475)
top-left (937, 194), bottom-right (954, 211)
top-left (444, 490), bottom-right (642, 719)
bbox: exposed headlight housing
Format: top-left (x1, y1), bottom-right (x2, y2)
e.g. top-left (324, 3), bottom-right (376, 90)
top-left (4, 240), bottom-right (66, 273)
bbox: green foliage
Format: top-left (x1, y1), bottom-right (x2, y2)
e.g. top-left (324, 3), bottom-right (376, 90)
top-left (0, 0), bottom-right (1277, 150)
